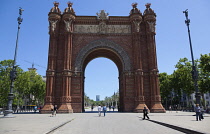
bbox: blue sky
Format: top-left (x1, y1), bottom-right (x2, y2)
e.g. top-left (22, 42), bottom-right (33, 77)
top-left (1, 0), bottom-right (210, 100)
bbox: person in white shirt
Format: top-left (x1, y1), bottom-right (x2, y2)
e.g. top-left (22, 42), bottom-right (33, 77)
top-left (98, 105), bottom-right (102, 117)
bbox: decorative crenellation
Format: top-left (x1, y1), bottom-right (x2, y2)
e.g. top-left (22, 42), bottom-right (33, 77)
top-left (143, 72), bottom-right (149, 75)
top-left (135, 71), bottom-right (143, 75)
top-left (46, 70), bottom-right (55, 76)
top-left (55, 97), bottom-right (60, 102)
top-left (151, 95), bottom-right (161, 102)
top-left (123, 71), bottom-right (134, 76)
top-left (62, 70), bottom-right (73, 76)
top-left (71, 97), bottom-right (82, 103)
top-left (54, 72), bottom-right (61, 76)
top-left (144, 96), bottom-right (151, 101)
top-left (60, 96), bottom-right (71, 103)
top-left (73, 70), bottom-right (83, 77)
top-left (149, 69), bottom-right (159, 75)
top-left (45, 96), bottom-right (54, 102)
top-left (109, 17), bottom-right (130, 21)
top-left (135, 96), bottom-right (145, 101)
top-left (156, 96), bottom-right (161, 101)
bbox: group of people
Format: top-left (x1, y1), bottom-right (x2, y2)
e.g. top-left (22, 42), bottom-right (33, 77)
top-left (97, 105), bottom-right (107, 117)
top-left (97, 105), bottom-right (150, 120)
top-left (50, 104), bottom-right (205, 121)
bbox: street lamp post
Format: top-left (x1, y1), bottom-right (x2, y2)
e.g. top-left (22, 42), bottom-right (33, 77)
top-left (183, 9), bottom-right (201, 105)
top-left (4, 7), bottom-right (24, 117)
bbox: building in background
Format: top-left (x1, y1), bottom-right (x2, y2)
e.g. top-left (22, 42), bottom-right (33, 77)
top-left (96, 95), bottom-right (100, 101)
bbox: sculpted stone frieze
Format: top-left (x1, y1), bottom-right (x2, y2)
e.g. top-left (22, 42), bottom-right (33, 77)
top-left (73, 24), bottom-right (131, 34)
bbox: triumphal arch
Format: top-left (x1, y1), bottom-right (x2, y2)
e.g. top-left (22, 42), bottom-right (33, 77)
top-left (41, 2), bottom-right (165, 113)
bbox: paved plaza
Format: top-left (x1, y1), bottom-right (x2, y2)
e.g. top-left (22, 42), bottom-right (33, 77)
top-left (0, 108), bottom-right (209, 134)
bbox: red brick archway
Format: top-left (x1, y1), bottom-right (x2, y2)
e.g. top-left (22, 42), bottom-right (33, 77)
top-left (41, 2), bottom-right (165, 113)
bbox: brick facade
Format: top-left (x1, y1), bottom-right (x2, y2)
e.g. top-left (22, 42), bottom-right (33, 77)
top-left (41, 2), bottom-right (165, 113)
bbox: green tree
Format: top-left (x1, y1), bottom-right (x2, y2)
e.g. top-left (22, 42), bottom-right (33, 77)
top-left (198, 53), bottom-right (210, 107)
top-left (198, 53), bottom-right (210, 93)
top-left (159, 72), bottom-right (171, 108)
top-left (172, 58), bottom-right (194, 96)
top-left (0, 60), bottom-right (23, 107)
top-left (0, 60), bottom-right (46, 108)
top-left (29, 71), bottom-right (46, 105)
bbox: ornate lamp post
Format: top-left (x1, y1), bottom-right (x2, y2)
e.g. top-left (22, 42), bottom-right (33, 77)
top-left (4, 7), bottom-right (24, 117)
top-left (183, 9), bottom-right (200, 105)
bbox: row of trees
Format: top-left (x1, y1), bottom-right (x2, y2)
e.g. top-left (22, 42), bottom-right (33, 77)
top-left (84, 91), bottom-right (119, 107)
top-left (0, 60), bottom-right (46, 108)
top-left (159, 53), bottom-right (210, 109)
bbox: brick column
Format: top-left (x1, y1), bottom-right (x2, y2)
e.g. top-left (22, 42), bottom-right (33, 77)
top-left (130, 8), bottom-right (148, 112)
top-left (58, 13), bottom-right (75, 113)
top-left (144, 3), bottom-right (165, 112)
top-left (41, 10), bottom-right (61, 113)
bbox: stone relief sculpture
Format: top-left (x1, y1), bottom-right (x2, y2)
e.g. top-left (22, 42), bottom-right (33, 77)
top-left (99, 22), bottom-right (106, 33)
top-left (49, 20), bottom-right (58, 32)
top-left (133, 20), bottom-right (141, 32)
top-left (74, 25), bottom-right (131, 34)
top-left (64, 18), bottom-right (72, 32)
top-left (147, 21), bottom-right (155, 33)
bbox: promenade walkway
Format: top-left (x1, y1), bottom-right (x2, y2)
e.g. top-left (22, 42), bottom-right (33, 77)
top-left (0, 109), bottom-right (209, 134)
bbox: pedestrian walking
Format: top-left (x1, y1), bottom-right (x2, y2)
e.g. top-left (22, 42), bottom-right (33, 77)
top-left (98, 105), bottom-right (102, 117)
top-left (91, 105), bottom-right (94, 111)
top-left (175, 105), bottom-right (178, 113)
top-left (200, 106), bottom-right (204, 120)
top-left (52, 105), bottom-right (57, 117)
top-left (112, 106), bottom-right (115, 111)
top-left (103, 105), bottom-right (107, 117)
top-left (34, 106), bottom-right (37, 113)
top-left (143, 107), bottom-right (150, 120)
top-left (194, 104), bottom-right (201, 121)
top-left (169, 105), bottom-right (172, 113)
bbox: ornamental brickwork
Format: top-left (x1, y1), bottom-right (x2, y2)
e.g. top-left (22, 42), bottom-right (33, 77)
top-left (41, 2), bottom-right (165, 113)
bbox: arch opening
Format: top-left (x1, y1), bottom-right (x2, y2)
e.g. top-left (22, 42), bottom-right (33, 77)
top-left (83, 57), bottom-right (119, 112)
top-left (74, 39), bottom-right (132, 112)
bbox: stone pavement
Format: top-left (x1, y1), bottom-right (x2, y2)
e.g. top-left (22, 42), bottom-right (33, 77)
top-left (0, 109), bottom-right (209, 134)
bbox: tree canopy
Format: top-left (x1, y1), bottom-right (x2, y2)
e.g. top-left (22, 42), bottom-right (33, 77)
top-left (0, 60), bottom-right (46, 108)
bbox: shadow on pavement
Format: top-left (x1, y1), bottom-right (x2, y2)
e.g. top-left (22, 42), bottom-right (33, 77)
top-left (148, 119), bottom-right (205, 134)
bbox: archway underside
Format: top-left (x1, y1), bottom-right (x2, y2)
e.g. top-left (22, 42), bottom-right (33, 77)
top-left (83, 48), bottom-right (123, 73)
